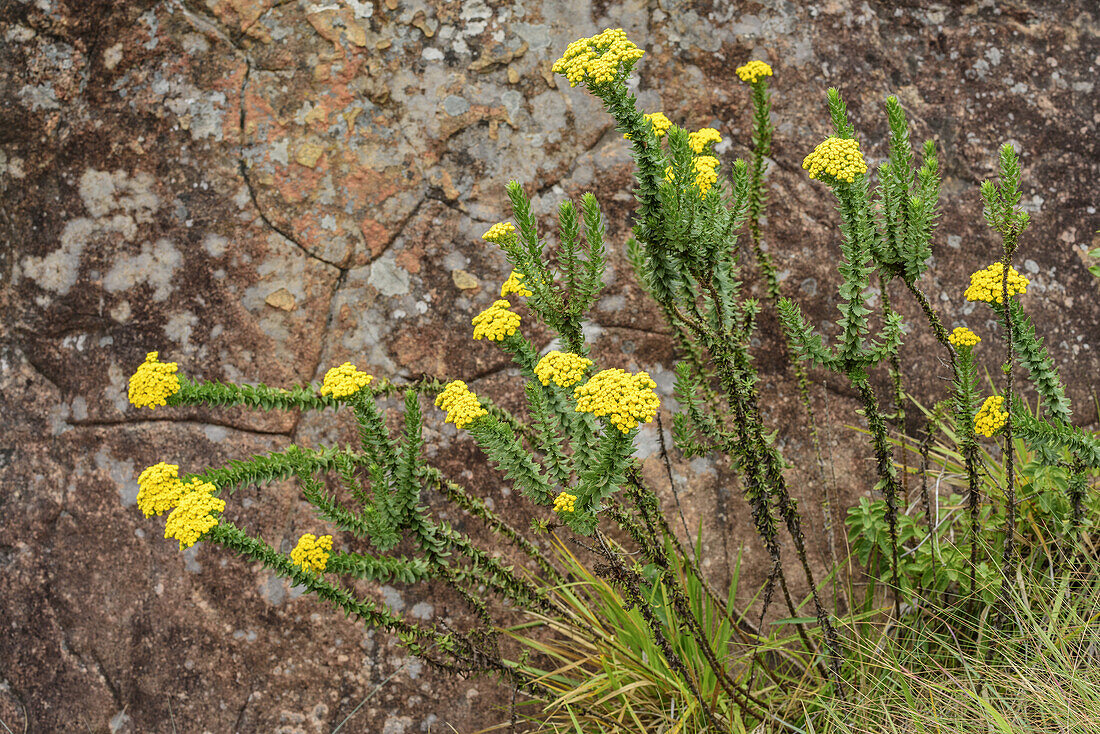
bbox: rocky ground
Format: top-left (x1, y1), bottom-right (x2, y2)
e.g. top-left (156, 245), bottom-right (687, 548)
top-left (1, 0), bottom-right (1097, 731)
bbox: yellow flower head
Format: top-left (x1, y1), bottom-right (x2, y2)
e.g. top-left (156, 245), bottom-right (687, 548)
top-left (290, 533), bottom-right (334, 573)
top-left (553, 491), bottom-right (577, 514)
top-left (688, 127), bottom-right (722, 154)
top-left (625, 112), bottom-right (673, 140)
top-left (574, 368), bottom-right (660, 434)
top-left (137, 462), bottom-right (185, 518)
top-left (435, 380), bottom-right (488, 429)
top-left (666, 156), bottom-right (720, 195)
top-left (472, 299), bottom-right (521, 341)
top-left (692, 155), bottom-right (720, 194)
top-left (963, 262), bottom-right (1029, 304)
top-left (552, 28), bottom-right (645, 87)
top-left (128, 351), bottom-right (181, 409)
top-left (802, 137), bottom-right (868, 184)
top-left (501, 270), bottom-right (532, 298)
top-left (736, 60), bottom-right (773, 84)
top-left (948, 327), bottom-right (981, 348)
top-left (320, 362), bottom-right (374, 398)
top-left (482, 222), bottom-right (517, 245)
top-left (535, 351), bottom-right (593, 388)
top-left (163, 478), bottom-right (224, 550)
top-left (974, 395), bottom-right (1008, 438)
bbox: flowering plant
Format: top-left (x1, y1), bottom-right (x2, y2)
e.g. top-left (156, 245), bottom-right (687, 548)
top-left (120, 27), bottom-right (1100, 732)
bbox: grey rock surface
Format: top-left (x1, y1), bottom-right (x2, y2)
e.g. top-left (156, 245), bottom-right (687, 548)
top-left (1, 0), bottom-right (1097, 730)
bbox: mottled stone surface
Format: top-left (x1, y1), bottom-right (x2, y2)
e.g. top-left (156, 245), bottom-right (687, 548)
top-left (1, 0), bottom-right (1097, 731)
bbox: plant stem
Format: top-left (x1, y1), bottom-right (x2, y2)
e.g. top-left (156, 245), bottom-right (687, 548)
top-left (852, 374), bottom-right (903, 622)
top-left (997, 239), bottom-right (1019, 624)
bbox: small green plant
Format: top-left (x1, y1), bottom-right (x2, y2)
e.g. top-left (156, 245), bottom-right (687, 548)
top-left (119, 27), bottom-right (1100, 732)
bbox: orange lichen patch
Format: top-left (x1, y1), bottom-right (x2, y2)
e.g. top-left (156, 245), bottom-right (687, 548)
top-left (359, 217), bottom-right (391, 259)
top-left (345, 167), bottom-right (402, 209)
top-left (241, 83), bottom-right (281, 139)
top-left (289, 212), bottom-right (351, 262)
top-left (395, 244), bottom-right (424, 274)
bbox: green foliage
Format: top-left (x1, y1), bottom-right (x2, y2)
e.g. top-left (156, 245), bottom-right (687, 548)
top-left (171, 376), bottom-right (340, 411)
top-left (874, 97), bottom-right (941, 283)
top-left (982, 143), bottom-right (1030, 237)
top-left (500, 181), bottom-right (608, 354)
top-left (1087, 242), bottom-right (1100, 279)
top-left (466, 417), bottom-right (554, 505)
top-left (998, 299), bottom-right (1073, 422)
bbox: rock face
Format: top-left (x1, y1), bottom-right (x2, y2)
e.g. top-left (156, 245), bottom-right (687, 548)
top-left (1, 0), bottom-right (1097, 730)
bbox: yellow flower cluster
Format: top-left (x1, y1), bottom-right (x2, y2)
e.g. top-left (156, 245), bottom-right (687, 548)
top-left (688, 127), bottom-right (722, 154)
top-left (974, 395), bottom-right (1008, 438)
top-left (736, 60), bottom-right (773, 84)
top-left (163, 478), bottom-right (224, 550)
top-left (534, 351), bottom-right (593, 388)
top-left (948, 327), bottom-right (981, 348)
top-left (665, 156), bottom-right (721, 195)
top-left (137, 462), bottom-right (185, 518)
top-left (963, 262), bottom-right (1029, 304)
top-left (625, 112), bottom-right (673, 140)
top-left (472, 299), bottom-right (521, 341)
top-left (692, 156), bottom-right (720, 194)
top-left (482, 221), bottom-right (516, 245)
top-left (319, 362), bottom-right (374, 398)
top-left (290, 533), bottom-right (334, 573)
top-left (435, 380), bottom-right (488, 429)
top-left (553, 491), bottom-right (577, 513)
top-left (552, 28), bottom-right (644, 87)
top-left (128, 351), bottom-right (181, 409)
top-left (802, 137), bottom-right (868, 183)
top-left (574, 368), bottom-right (660, 434)
top-left (501, 270), bottom-right (532, 297)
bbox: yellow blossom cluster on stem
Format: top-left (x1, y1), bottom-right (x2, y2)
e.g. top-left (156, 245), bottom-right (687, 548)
top-left (665, 156), bottom-right (721, 196)
top-left (552, 28), bottom-right (644, 87)
top-left (163, 478), bottom-right (224, 550)
top-left (625, 112), bottom-right (673, 140)
top-left (688, 127), bottom-right (722, 154)
top-left (975, 395), bottom-right (1008, 438)
top-left (963, 262), bottom-right (1029, 304)
top-left (666, 156), bottom-right (721, 195)
top-left (128, 351), bottom-right (181, 409)
top-left (137, 462), bottom-right (185, 518)
top-left (802, 137), bottom-right (868, 184)
top-left (534, 351), bottom-right (593, 388)
top-left (472, 299), bottom-right (521, 341)
top-left (482, 222), bottom-right (516, 245)
top-left (290, 533), bottom-right (333, 573)
top-left (435, 380), bottom-right (488, 429)
top-left (692, 156), bottom-right (720, 195)
top-left (553, 491), bottom-right (577, 513)
top-left (736, 60), bottom-right (773, 84)
top-left (500, 270), bottom-right (532, 298)
top-left (573, 368), bottom-right (660, 434)
top-left (319, 362), bottom-right (374, 398)
top-left (948, 327), bottom-right (981, 348)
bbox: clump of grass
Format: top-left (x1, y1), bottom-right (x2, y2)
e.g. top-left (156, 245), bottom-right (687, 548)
top-left (492, 537), bottom-right (810, 734)
top-left (811, 550), bottom-right (1100, 734)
